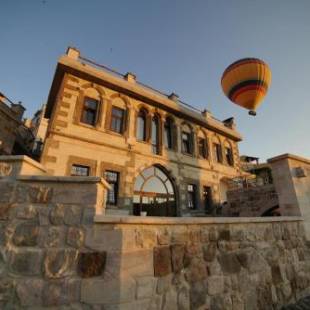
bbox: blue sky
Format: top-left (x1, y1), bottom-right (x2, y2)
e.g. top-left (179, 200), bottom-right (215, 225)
top-left (1, 0), bottom-right (310, 161)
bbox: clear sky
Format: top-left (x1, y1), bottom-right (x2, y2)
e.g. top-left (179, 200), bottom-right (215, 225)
top-left (1, 0), bottom-right (310, 161)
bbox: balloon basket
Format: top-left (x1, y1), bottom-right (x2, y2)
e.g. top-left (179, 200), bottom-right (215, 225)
top-left (248, 110), bottom-right (256, 116)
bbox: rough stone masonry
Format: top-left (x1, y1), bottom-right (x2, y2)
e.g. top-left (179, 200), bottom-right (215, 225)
top-left (1, 176), bottom-right (310, 309)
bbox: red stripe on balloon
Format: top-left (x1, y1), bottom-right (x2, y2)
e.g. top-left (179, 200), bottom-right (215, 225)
top-left (231, 85), bottom-right (266, 101)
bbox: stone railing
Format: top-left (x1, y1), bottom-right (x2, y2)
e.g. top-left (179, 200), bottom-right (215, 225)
top-left (1, 171), bottom-right (310, 309)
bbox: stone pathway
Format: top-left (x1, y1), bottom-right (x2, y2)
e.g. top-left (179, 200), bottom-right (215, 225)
top-left (282, 296), bottom-right (310, 309)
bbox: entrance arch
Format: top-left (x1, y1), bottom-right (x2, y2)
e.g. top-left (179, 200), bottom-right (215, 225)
top-left (133, 165), bottom-right (176, 216)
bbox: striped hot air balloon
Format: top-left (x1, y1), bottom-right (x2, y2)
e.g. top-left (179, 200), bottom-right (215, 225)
top-left (221, 58), bottom-right (271, 116)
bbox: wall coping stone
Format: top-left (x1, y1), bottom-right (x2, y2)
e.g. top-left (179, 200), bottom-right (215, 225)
top-left (268, 153), bottom-right (310, 165)
top-left (94, 215), bottom-right (303, 225)
top-left (0, 155), bottom-right (47, 173)
top-left (15, 175), bottom-right (111, 189)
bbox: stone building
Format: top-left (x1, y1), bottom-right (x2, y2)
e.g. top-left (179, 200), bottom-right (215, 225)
top-left (240, 155), bottom-right (273, 185)
top-left (24, 104), bottom-right (49, 158)
top-left (41, 47), bottom-right (243, 217)
top-left (0, 92), bottom-right (26, 155)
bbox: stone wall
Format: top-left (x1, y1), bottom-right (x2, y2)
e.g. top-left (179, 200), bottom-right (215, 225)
top-left (269, 154), bottom-right (310, 239)
top-left (225, 184), bottom-right (279, 217)
top-left (1, 175), bottom-right (310, 309)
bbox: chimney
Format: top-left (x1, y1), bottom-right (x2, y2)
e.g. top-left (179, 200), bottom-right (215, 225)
top-left (168, 92), bottom-right (179, 102)
top-left (66, 47), bottom-right (80, 60)
top-left (11, 102), bottom-right (26, 121)
top-left (202, 109), bottom-right (212, 119)
top-left (223, 117), bottom-right (236, 129)
top-left (124, 72), bottom-right (136, 83)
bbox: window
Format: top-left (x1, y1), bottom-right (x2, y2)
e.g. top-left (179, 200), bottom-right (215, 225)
top-left (81, 97), bottom-right (99, 126)
top-left (151, 116), bottom-right (160, 154)
top-left (225, 147), bottom-right (234, 166)
top-left (164, 118), bottom-right (173, 149)
top-left (214, 143), bottom-right (222, 163)
top-left (104, 170), bottom-right (119, 205)
top-left (182, 132), bottom-right (191, 154)
top-left (187, 184), bottom-right (196, 209)
top-left (71, 164), bottom-right (90, 176)
top-left (137, 110), bottom-right (147, 141)
top-left (110, 107), bottom-right (125, 133)
top-left (203, 186), bottom-right (212, 212)
top-left (198, 138), bottom-right (208, 159)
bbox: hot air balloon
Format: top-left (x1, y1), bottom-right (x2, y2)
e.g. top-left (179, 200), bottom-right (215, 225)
top-left (221, 58), bottom-right (271, 116)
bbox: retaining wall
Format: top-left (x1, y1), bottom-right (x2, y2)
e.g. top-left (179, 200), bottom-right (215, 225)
top-left (0, 176), bottom-right (310, 309)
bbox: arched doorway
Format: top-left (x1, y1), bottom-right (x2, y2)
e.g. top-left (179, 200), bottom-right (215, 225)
top-left (133, 165), bottom-right (176, 216)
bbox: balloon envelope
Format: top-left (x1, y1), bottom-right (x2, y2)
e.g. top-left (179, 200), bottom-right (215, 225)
top-left (221, 58), bottom-right (271, 114)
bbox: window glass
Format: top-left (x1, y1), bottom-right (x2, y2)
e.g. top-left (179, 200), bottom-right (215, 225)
top-left (137, 111), bottom-right (146, 141)
top-left (134, 174), bottom-right (144, 191)
top-left (214, 143), bottom-right (222, 163)
top-left (182, 132), bottom-right (191, 154)
top-left (151, 116), bottom-right (159, 154)
top-left (155, 167), bottom-right (168, 182)
top-left (141, 166), bottom-right (154, 179)
top-left (143, 177), bottom-right (166, 194)
top-left (71, 164), bottom-right (90, 176)
top-left (187, 184), bottom-right (196, 209)
top-left (110, 107), bottom-right (124, 133)
top-left (104, 170), bottom-right (119, 205)
top-left (81, 97), bottom-right (99, 126)
top-left (225, 147), bottom-right (234, 166)
top-left (198, 138), bottom-right (207, 158)
top-left (164, 119), bottom-right (173, 149)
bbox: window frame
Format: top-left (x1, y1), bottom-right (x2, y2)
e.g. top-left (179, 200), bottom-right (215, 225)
top-left (110, 106), bottom-right (125, 134)
top-left (182, 131), bottom-right (192, 155)
top-left (225, 147), bottom-right (234, 166)
top-left (136, 109), bottom-right (147, 141)
top-left (70, 164), bottom-right (90, 177)
top-left (187, 184), bottom-right (197, 209)
top-left (164, 118), bottom-right (173, 149)
top-left (151, 115), bottom-right (160, 155)
top-left (198, 137), bottom-right (208, 159)
top-left (80, 97), bottom-right (99, 126)
top-left (213, 143), bottom-right (223, 163)
top-left (104, 170), bottom-right (120, 206)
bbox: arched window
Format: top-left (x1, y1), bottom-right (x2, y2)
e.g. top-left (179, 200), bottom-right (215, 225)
top-left (80, 97), bottom-right (99, 126)
top-left (197, 130), bottom-right (208, 159)
top-left (213, 137), bottom-right (223, 163)
top-left (151, 115), bottom-right (160, 154)
top-left (224, 141), bottom-right (234, 166)
top-left (164, 117), bottom-right (174, 149)
top-left (136, 109), bottom-right (147, 141)
top-left (181, 124), bottom-right (193, 155)
top-left (133, 165), bottom-right (176, 216)
top-left (77, 87), bottom-right (102, 127)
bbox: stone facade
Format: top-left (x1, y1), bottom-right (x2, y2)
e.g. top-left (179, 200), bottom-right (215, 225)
top-left (41, 47), bottom-right (243, 217)
top-left (0, 94), bottom-right (25, 155)
top-left (1, 174), bottom-right (310, 309)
